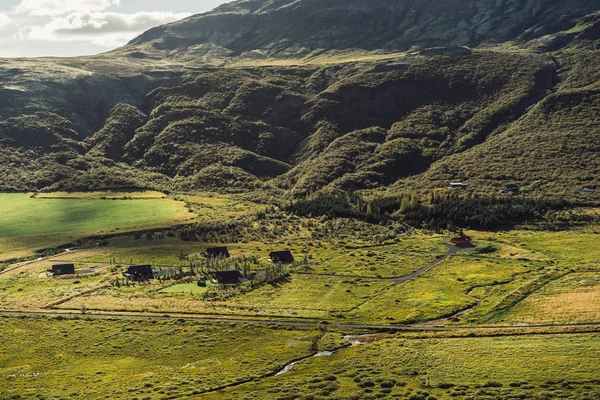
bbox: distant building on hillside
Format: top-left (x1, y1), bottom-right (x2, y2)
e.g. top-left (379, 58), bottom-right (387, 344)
top-left (504, 183), bottom-right (520, 194)
top-left (449, 182), bottom-right (469, 189)
top-left (269, 250), bottom-right (294, 264)
top-left (450, 235), bottom-right (473, 247)
top-left (46, 264), bottom-right (75, 277)
top-left (123, 265), bottom-right (154, 281)
top-left (581, 187), bottom-right (596, 194)
top-left (213, 270), bottom-right (242, 285)
top-left (205, 247), bottom-right (230, 259)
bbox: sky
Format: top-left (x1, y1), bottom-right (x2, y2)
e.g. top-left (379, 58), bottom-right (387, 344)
top-left (0, 0), bottom-right (230, 57)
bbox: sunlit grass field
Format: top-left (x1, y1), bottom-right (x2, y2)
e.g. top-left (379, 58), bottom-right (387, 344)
top-left (0, 192), bottom-right (193, 261)
top-left (0, 193), bottom-right (179, 239)
top-left (0, 317), bottom-right (321, 400)
top-left (348, 254), bottom-right (535, 324)
top-left (209, 333), bottom-right (600, 399)
top-left (1, 192), bottom-right (600, 400)
top-left (495, 272), bottom-right (600, 324)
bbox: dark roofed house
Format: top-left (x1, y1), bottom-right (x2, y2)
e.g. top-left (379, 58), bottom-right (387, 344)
top-left (581, 187), bottom-right (596, 194)
top-left (46, 264), bottom-right (75, 277)
top-left (450, 235), bottom-right (473, 247)
top-left (505, 184), bottom-right (520, 194)
top-left (205, 247), bottom-right (230, 258)
top-left (123, 265), bottom-right (154, 281)
top-left (213, 270), bottom-right (242, 285)
top-left (269, 250), bottom-right (294, 264)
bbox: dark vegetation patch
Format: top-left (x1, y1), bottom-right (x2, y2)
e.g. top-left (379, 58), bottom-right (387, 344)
top-left (285, 192), bottom-right (574, 230)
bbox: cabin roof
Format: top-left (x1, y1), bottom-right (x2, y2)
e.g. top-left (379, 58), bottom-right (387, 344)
top-left (214, 270), bottom-right (242, 284)
top-left (206, 247), bottom-right (230, 257)
top-left (270, 250), bottom-right (293, 256)
top-left (269, 250), bottom-right (294, 263)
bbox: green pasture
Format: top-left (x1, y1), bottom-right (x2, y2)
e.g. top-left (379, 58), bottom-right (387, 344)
top-left (217, 274), bottom-right (394, 315)
top-left (210, 333), bottom-right (600, 399)
top-left (160, 282), bottom-right (208, 294)
top-left (490, 230), bottom-right (600, 266)
top-left (349, 254), bottom-right (535, 324)
top-left (311, 236), bottom-right (448, 278)
top-left (35, 190), bottom-right (167, 199)
top-left (58, 275), bottom-right (393, 321)
top-left (494, 272), bottom-right (600, 324)
top-left (0, 260), bottom-right (109, 310)
top-left (0, 317), bottom-right (320, 400)
top-left (0, 193), bottom-right (179, 239)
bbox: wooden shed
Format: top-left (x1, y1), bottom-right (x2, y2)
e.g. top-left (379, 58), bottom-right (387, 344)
top-left (205, 247), bottom-right (230, 258)
top-left (123, 265), bottom-right (154, 281)
top-left (213, 270), bottom-right (242, 285)
top-left (46, 264), bottom-right (75, 277)
top-left (269, 250), bottom-right (294, 264)
top-left (450, 235), bottom-right (473, 247)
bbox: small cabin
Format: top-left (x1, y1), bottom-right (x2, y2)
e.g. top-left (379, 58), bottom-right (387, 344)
top-left (123, 265), bottom-right (154, 281)
top-left (46, 264), bottom-right (75, 277)
top-left (581, 187), bottom-right (596, 194)
top-left (449, 182), bottom-right (469, 189)
top-left (205, 247), bottom-right (230, 259)
top-left (450, 235), bottom-right (473, 247)
top-left (269, 250), bottom-right (294, 264)
top-left (505, 184), bottom-right (520, 193)
top-left (213, 270), bottom-right (242, 285)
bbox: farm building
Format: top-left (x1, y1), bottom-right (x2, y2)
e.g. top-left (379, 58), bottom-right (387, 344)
top-left (269, 250), bottom-right (294, 264)
top-left (205, 247), bottom-right (230, 258)
top-left (213, 270), bottom-right (242, 284)
top-left (504, 183), bottom-right (520, 193)
top-left (450, 235), bottom-right (473, 246)
top-left (123, 265), bottom-right (154, 281)
top-left (46, 264), bottom-right (75, 277)
top-left (449, 182), bottom-right (469, 188)
top-left (581, 187), bottom-right (596, 194)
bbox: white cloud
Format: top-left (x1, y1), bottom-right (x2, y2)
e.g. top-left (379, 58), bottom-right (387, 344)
top-left (17, 11), bottom-right (190, 47)
top-left (14, 0), bottom-right (121, 16)
top-left (0, 13), bottom-right (13, 29)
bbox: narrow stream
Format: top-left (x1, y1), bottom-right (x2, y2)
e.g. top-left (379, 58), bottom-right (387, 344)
top-left (343, 335), bottom-right (367, 345)
top-left (275, 351), bottom-right (334, 376)
top-left (276, 336), bottom-right (369, 376)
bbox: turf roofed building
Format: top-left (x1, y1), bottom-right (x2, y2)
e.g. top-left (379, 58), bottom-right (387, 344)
top-left (213, 270), bottom-right (242, 285)
top-left (269, 250), bottom-right (294, 264)
top-left (123, 265), bottom-right (154, 281)
top-left (46, 264), bottom-right (75, 277)
top-left (450, 235), bottom-right (473, 247)
top-left (205, 247), bottom-right (230, 258)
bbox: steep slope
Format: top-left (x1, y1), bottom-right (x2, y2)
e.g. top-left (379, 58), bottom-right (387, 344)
top-left (400, 37), bottom-right (600, 200)
top-left (121, 0), bottom-right (599, 59)
top-left (0, 0), bottom-right (598, 203)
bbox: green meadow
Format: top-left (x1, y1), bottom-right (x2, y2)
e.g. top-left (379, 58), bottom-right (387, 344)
top-left (0, 193), bottom-right (179, 239)
top-left (208, 332), bottom-right (600, 400)
top-left (1, 192), bottom-right (600, 399)
top-left (0, 317), bottom-right (321, 400)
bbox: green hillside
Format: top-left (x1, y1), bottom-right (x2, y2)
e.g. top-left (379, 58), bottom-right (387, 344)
top-left (0, 1), bottom-right (598, 203)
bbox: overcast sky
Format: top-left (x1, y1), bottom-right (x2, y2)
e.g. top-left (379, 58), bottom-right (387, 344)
top-left (0, 0), bottom-right (230, 57)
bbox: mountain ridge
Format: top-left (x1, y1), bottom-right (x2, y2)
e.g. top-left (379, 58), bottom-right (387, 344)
top-left (120, 0), bottom-right (599, 59)
top-left (0, 0), bottom-right (598, 202)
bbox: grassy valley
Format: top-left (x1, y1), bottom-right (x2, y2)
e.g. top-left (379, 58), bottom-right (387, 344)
top-left (1, 1), bottom-right (600, 399)
top-left (1, 190), bottom-right (600, 399)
